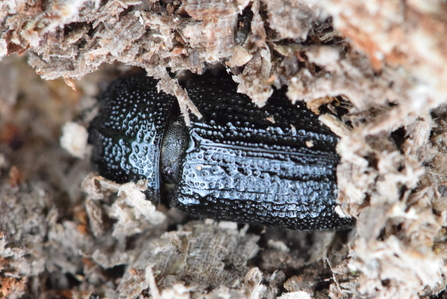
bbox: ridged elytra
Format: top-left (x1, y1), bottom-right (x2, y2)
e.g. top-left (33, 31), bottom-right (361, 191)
top-left (88, 73), bottom-right (355, 230)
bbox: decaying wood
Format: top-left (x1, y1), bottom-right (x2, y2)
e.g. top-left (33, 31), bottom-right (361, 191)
top-left (1, 0), bottom-right (447, 298)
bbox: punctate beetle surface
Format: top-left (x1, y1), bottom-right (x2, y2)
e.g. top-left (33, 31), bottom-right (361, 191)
top-left (88, 73), bottom-right (355, 230)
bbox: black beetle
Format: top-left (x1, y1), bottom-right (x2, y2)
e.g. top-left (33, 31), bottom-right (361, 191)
top-left (88, 73), bottom-right (354, 230)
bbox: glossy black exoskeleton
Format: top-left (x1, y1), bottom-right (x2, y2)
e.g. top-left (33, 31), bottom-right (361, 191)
top-left (88, 74), bottom-right (355, 230)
